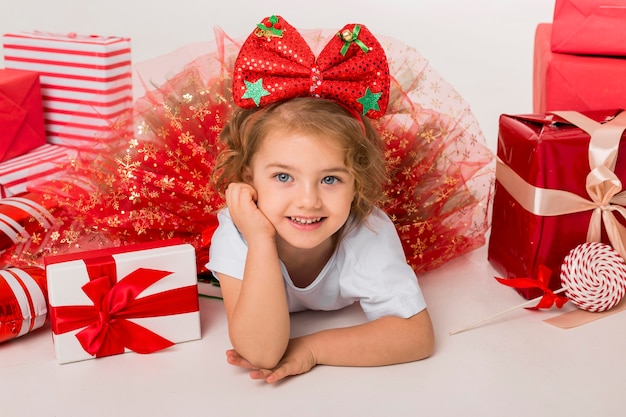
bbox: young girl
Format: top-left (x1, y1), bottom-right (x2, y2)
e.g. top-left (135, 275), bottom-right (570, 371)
top-left (208, 97), bottom-right (434, 384)
top-left (207, 16), bottom-right (434, 383)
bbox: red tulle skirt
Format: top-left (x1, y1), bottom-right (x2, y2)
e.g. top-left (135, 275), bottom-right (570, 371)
top-left (0, 26), bottom-right (493, 275)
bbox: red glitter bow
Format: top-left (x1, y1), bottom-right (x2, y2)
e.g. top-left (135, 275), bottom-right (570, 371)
top-left (232, 15), bottom-right (390, 118)
top-left (495, 265), bottom-right (569, 310)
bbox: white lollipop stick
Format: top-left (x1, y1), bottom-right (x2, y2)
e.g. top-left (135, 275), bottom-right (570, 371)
top-left (449, 287), bottom-right (567, 335)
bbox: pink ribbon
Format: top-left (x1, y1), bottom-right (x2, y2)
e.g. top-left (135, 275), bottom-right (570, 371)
top-left (496, 110), bottom-right (626, 260)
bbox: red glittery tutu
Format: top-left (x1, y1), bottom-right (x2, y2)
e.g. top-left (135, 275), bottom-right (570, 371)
top-left (0, 25), bottom-right (493, 275)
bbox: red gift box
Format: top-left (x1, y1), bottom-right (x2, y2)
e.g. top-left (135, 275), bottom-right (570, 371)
top-left (551, 0), bottom-right (626, 56)
top-left (3, 31), bottom-right (132, 147)
top-left (533, 23), bottom-right (626, 114)
top-left (0, 68), bottom-right (46, 162)
top-left (488, 109), bottom-right (626, 299)
top-left (45, 239), bottom-right (201, 364)
top-left (0, 267), bottom-right (47, 343)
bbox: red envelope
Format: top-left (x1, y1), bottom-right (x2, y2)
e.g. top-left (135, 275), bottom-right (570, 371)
top-left (533, 23), bottom-right (626, 114)
top-left (0, 69), bottom-right (46, 162)
top-left (551, 0), bottom-right (626, 55)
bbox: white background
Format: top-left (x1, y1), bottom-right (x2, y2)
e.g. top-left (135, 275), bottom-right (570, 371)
top-left (6, 3), bottom-right (626, 416)
top-left (0, 0), bottom-right (555, 148)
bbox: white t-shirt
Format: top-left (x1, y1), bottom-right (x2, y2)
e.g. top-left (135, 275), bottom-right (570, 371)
top-left (206, 207), bottom-right (427, 321)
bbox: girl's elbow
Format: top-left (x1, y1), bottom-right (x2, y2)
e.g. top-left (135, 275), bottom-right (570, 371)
top-left (229, 332), bottom-right (288, 369)
top-left (252, 355), bottom-right (282, 370)
top-left (410, 309), bottom-right (435, 360)
top-left (238, 346), bottom-right (285, 370)
top-left (418, 330), bottom-right (435, 359)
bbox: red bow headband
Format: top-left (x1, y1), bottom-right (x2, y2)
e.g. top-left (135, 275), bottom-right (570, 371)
top-left (232, 15), bottom-right (390, 119)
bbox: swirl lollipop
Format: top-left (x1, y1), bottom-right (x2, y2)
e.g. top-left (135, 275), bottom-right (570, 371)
top-left (560, 242), bottom-right (626, 313)
top-left (450, 242), bottom-right (626, 335)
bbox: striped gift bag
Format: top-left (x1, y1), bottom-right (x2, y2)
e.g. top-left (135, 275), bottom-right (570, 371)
top-left (0, 143), bottom-right (73, 198)
top-left (0, 267), bottom-right (47, 343)
top-left (2, 32), bottom-right (132, 146)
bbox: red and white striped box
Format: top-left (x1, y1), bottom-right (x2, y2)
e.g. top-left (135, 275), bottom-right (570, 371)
top-left (0, 192), bottom-right (58, 263)
top-left (0, 143), bottom-right (73, 198)
top-left (0, 267), bottom-right (48, 344)
top-left (2, 32), bottom-right (132, 147)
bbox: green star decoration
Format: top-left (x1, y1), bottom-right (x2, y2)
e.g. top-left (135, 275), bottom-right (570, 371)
top-left (242, 78), bottom-right (270, 106)
top-left (356, 87), bottom-right (382, 115)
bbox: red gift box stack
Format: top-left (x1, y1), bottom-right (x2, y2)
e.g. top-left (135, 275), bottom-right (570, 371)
top-left (0, 68), bottom-right (71, 199)
top-left (490, 1), bottom-right (626, 300)
top-left (2, 31), bottom-right (132, 147)
top-left (534, 0), bottom-right (626, 113)
top-left (0, 31), bottom-right (134, 345)
top-left (0, 31), bottom-right (132, 199)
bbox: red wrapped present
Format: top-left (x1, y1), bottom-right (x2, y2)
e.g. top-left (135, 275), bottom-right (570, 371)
top-left (45, 239), bottom-right (201, 364)
top-left (533, 23), bottom-right (626, 114)
top-left (3, 31), bottom-right (132, 147)
top-left (0, 267), bottom-right (47, 343)
top-left (0, 68), bottom-right (46, 162)
top-left (488, 109), bottom-right (626, 299)
top-left (0, 144), bottom-right (72, 198)
top-left (551, 0), bottom-right (626, 56)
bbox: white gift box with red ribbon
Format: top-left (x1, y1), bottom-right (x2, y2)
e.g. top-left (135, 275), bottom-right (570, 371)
top-left (45, 241), bottom-right (201, 364)
top-left (2, 31), bottom-right (132, 147)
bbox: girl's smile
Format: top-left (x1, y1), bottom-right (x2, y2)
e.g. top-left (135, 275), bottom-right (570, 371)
top-left (289, 216), bottom-right (324, 227)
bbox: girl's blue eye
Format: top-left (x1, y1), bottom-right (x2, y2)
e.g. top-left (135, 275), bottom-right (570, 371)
top-left (276, 173), bottom-right (291, 182)
top-left (322, 176), bottom-right (339, 185)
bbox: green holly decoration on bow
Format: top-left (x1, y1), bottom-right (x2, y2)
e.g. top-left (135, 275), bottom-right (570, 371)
top-left (255, 15), bottom-right (284, 38)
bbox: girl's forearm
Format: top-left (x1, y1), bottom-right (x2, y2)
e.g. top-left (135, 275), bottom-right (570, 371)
top-left (303, 309), bottom-right (434, 367)
top-left (228, 237), bottom-right (291, 369)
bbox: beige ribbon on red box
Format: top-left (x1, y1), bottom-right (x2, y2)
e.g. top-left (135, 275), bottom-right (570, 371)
top-left (496, 110), bottom-right (626, 260)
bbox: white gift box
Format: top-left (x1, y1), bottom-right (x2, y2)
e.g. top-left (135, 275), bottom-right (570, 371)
top-left (46, 241), bottom-right (201, 364)
top-left (0, 143), bottom-right (73, 198)
top-left (3, 31), bottom-right (132, 147)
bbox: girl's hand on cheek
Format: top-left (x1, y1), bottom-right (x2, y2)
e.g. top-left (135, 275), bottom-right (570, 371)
top-left (225, 182), bottom-right (275, 241)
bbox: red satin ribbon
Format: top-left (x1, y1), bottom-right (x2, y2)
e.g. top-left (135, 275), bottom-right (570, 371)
top-left (495, 265), bottom-right (569, 310)
top-left (50, 256), bottom-right (198, 357)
